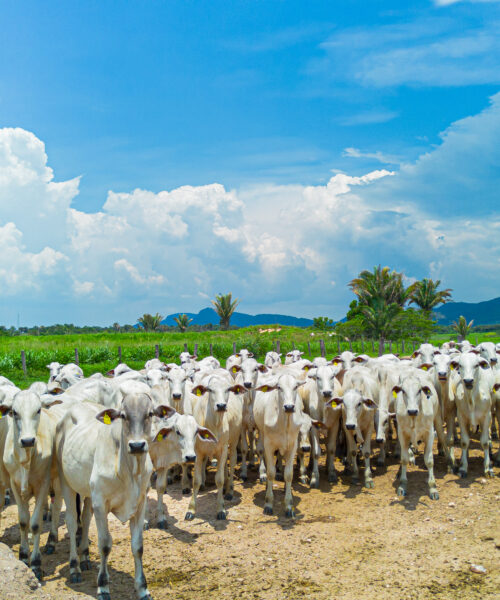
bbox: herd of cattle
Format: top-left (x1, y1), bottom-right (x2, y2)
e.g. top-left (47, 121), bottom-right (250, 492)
top-left (0, 339), bottom-right (499, 599)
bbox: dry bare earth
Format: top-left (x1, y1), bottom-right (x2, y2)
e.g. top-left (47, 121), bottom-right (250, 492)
top-left (1, 440), bottom-right (499, 600)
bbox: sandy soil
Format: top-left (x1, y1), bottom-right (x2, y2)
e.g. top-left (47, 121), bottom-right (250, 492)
top-left (1, 439), bottom-right (499, 600)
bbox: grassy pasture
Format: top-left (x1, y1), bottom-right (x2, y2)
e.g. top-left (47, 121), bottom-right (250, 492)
top-left (1, 327), bottom-right (499, 388)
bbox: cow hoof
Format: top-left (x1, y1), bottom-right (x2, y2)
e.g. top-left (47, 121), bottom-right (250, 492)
top-left (44, 544), bottom-right (55, 555)
top-left (299, 476), bottom-right (308, 485)
top-left (184, 512), bottom-right (195, 521)
top-left (259, 476), bottom-right (267, 484)
top-left (485, 469), bottom-right (494, 478)
top-left (216, 511), bottom-right (227, 520)
top-left (182, 488), bottom-right (191, 495)
top-left (438, 449), bottom-right (445, 457)
top-left (397, 486), bottom-right (407, 497)
top-left (80, 559), bottom-right (91, 571)
top-left (32, 567), bottom-right (43, 581)
top-left (284, 508), bottom-right (295, 518)
top-left (199, 484), bottom-right (205, 491)
top-left (224, 493), bottom-right (233, 501)
top-left (309, 479), bottom-right (319, 489)
top-left (19, 553), bottom-right (29, 566)
top-left (263, 506), bottom-right (273, 516)
top-left (98, 593), bottom-right (111, 600)
top-left (157, 519), bottom-right (168, 530)
top-left (491, 431), bottom-right (498, 440)
top-left (352, 476), bottom-right (360, 485)
top-left (4, 496), bottom-right (10, 507)
top-left (275, 473), bottom-right (284, 482)
top-left (459, 470), bottom-right (467, 479)
top-left (328, 473), bottom-right (338, 484)
top-left (143, 521), bottom-right (150, 531)
top-left (70, 572), bottom-right (82, 583)
top-left (429, 490), bottom-right (439, 500)
top-left (365, 480), bottom-right (374, 489)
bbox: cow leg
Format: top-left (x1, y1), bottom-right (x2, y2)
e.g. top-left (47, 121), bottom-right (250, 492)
top-left (200, 456), bottom-right (208, 489)
top-left (362, 434), bottom-right (374, 489)
top-left (248, 427), bottom-right (256, 466)
top-left (79, 497), bottom-right (93, 571)
top-left (326, 420), bottom-right (339, 483)
top-left (225, 443), bottom-right (237, 500)
top-left (44, 479), bottom-right (62, 555)
top-left (257, 433), bottom-right (267, 483)
top-left (434, 408), bottom-right (454, 473)
top-left (130, 500), bottom-right (150, 600)
top-left (309, 428), bottom-right (320, 489)
top-left (185, 456), bottom-right (203, 520)
top-left (263, 445), bottom-right (276, 515)
top-left (275, 454), bottom-right (283, 481)
top-left (29, 476), bottom-right (51, 580)
top-left (180, 464), bottom-right (191, 495)
top-left (239, 429), bottom-right (249, 481)
top-left (156, 468), bottom-right (168, 529)
top-left (397, 435), bottom-right (410, 497)
top-left (283, 450), bottom-right (295, 518)
top-left (298, 449), bottom-right (308, 484)
top-left (346, 432), bottom-right (359, 483)
top-left (215, 448), bottom-right (228, 519)
top-left (491, 402), bottom-right (498, 440)
top-left (481, 412), bottom-right (494, 477)
top-left (94, 504), bottom-right (112, 600)
top-left (456, 413), bottom-right (470, 478)
top-left (11, 483), bottom-right (30, 565)
top-left (60, 478), bottom-right (81, 583)
top-left (424, 428), bottom-right (439, 500)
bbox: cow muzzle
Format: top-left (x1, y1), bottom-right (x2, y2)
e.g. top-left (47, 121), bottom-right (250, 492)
top-left (438, 374), bottom-right (447, 381)
top-left (284, 404), bottom-right (295, 413)
top-left (184, 454), bottom-right (196, 464)
top-left (216, 404), bottom-right (227, 412)
top-left (172, 393), bottom-right (182, 400)
top-left (244, 382), bottom-right (252, 389)
top-left (322, 390), bottom-right (332, 398)
top-left (345, 423), bottom-right (356, 431)
top-left (301, 445), bottom-right (311, 452)
top-left (464, 379), bottom-right (474, 389)
top-left (20, 437), bottom-right (36, 448)
top-left (376, 437), bottom-right (385, 444)
top-left (407, 409), bottom-right (419, 417)
top-left (128, 441), bottom-right (147, 454)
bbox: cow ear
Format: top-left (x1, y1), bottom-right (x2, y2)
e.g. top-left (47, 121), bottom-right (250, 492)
top-left (192, 385), bottom-right (207, 397)
top-left (154, 405), bottom-right (176, 419)
top-left (419, 363), bottom-right (433, 371)
top-left (154, 427), bottom-right (173, 442)
top-left (96, 408), bottom-right (121, 425)
top-left (312, 419), bottom-right (326, 429)
top-left (106, 369), bottom-right (115, 377)
top-left (450, 361), bottom-right (459, 371)
top-left (469, 349), bottom-right (480, 355)
top-left (190, 355), bottom-right (197, 360)
top-left (330, 357), bottom-right (342, 366)
top-left (479, 360), bottom-right (490, 369)
top-left (392, 386), bottom-right (402, 398)
top-left (326, 397), bottom-right (343, 407)
top-left (421, 386), bottom-right (432, 397)
top-left (197, 427), bottom-right (217, 443)
top-left (363, 398), bottom-right (377, 408)
top-left (231, 365), bottom-right (242, 374)
top-left (0, 403), bottom-right (11, 417)
top-left (411, 351), bottom-right (420, 358)
top-left (493, 383), bottom-right (500, 392)
top-left (257, 364), bottom-right (268, 373)
top-left (248, 352), bottom-right (254, 358)
top-left (41, 397), bottom-right (63, 408)
top-left (229, 384), bottom-right (246, 395)
top-left (49, 386), bottom-right (65, 395)
top-left (255, 384), bottom-right (276, 393)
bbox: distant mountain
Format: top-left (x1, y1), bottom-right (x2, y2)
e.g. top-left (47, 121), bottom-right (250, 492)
top-left (162, 307), bottom-right (314, 328)
top-left (433, 297), bottom-right (500, 326)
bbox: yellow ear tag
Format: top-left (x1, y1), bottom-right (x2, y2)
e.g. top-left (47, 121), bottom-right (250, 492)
top-left (329, 401), bottom-right (337, 408)
top-left (157, 433), bottom-right (163, 442)
top-left (196, 389), bottom-right (202, 396)
top-left (232, 367), bottom-right (237, 373)
top-left (0, 413), bottom-right (2, 419)
top-left (162, 408), bottom-right (168, 416)
top-left (262, 386), bottom-right (268, 392)
top-left (450, 365), bottom-right (454, 370)
top-left (304, 366), bottom-right (309, 371)
top-left (103, 413), bottom-right (112, 425)
top-left (422, 366), bottom-right (427, 371)
top-left (204, 433), bottom-right (210, 439)
top-left (333, 361), bottom-right (338, 365)
top-left (392, 391), bottom-right (398, 399)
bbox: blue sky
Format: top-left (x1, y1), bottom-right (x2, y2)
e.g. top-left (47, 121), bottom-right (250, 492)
top-left (0, 0), bottom-right (499, 325)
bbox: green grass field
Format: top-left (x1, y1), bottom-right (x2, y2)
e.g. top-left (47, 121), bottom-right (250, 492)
top-left (1, 327), bottom-right (499, 388)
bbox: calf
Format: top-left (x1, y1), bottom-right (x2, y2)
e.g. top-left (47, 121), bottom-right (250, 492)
top-left (264, 351), bottom-right (282, 368)
top-left (284, 350), bottom-right (304, 364)
top-left (0, 391), bottom-right (63, 579)
top-left (47, 362), bottom-right (63, 383)
top-left (393, 373), bottom-right (453, 499)
top-left (253, 373), bottom-right (306, 517)
top-left (56, 393), bottom-right (169, 599)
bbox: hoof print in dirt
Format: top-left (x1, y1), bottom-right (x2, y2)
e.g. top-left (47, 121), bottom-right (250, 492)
top-left (216, 511), bottom-right (227, 520)
top-left (182, 488), bottom-right (191, 495)
top-left (263, 506), bottom-right (273, 516)
top-left (185, 511), bottom-right (195, 521)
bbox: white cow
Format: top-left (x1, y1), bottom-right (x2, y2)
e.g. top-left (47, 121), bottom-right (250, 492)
top-left (284, 350), bottom-right (304, 364)
top-left (56, 393), bottom-right (169, 599)
top-left (52, 363), bottom-right (84, 389)
top-left (264, 351), bottom-right (282, 368)
top-left (253, 373), bottom-right (306, 517)
top-left (47, 361), bottom-right (63, 383)
top-left (0, 390), bottom-right (64, 579)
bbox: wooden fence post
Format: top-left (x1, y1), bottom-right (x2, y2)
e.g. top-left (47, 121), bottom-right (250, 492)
top-left (194, 343), bottom-right (198, 357)
top-left (276, 340), bottom-right (281, 355)
top-left (371, 340), bottom-right (375, 353)
top-left (388, 341), bottom-right (392, 353)
top-left (348, 339), bottom-right (353, 352)
top-left (308, 342), bottom-right (311, 356)
top-left (74, 348), bottom-right (79, 366)
top-left (401, 340), bottom-right (405, 354)
top-left (233, 342), bottom-right (237, 355)
top-left (21, 350), bottom-right (27, 376)
top-left (155, 344), bottom-right (159, 359)
top-left (292, 341), bottom-right (296, 350)
top-left (320, 339), bottom-right (326, 358)
top-left (184, 343), bottom-right (188, 352)
top-left (361, 339), bottom-right (364, 353)
top-left (209, 343), bottom-right (213, 356)
top-left (337, 338), bottom-right (341, 354)
top-left (475, 335), bottom-right (478, 345)
top-left (118, 346), bottom-right (122, 362)
top-left (412, 341), bottom-right (416, 352)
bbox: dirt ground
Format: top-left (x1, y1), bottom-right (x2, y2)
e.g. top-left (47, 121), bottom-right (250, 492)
top-left (1, 440), bottom-right (499, 600)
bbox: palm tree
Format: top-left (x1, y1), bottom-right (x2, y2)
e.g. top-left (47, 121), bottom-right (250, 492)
top-left (113, 322), bottom-right (121, 332)
top-left (452, 315), bottom-right (474, 341)
top-left (137, 312), bottom-right (164, 331)
top-left (359, 299), bottom-right (402, 356)
top-left (211, 293), bottom-right (239, 330)
top-left (409, 278), bottom-right (452, 316)
top-left (174, 313), bottom-right (193, 332)
top-left (349, 265), bottom-right (415, 309)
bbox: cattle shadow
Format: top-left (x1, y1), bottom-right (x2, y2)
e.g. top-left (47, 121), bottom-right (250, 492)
top-left (251, 488), bottom-right (304, 529)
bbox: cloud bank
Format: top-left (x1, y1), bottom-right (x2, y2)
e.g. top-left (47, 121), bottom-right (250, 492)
top-left (0, 93), bottom-right (499, 325)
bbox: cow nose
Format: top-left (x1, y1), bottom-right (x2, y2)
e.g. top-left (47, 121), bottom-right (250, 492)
top-left (244, 382), bottom-right (252, 389)
top-left (184, 454), bottom-right (196, 463)
top-left (376, 437), bottom-right (384, 444)
top-left (301, 445), bottom-right (311, 452)
top-left (463, 379), bottom-right (473, 388)
top-left (21, 437), bottom-right (36, 448)
top-left (345, 424), bottom-right (355, 431)
top-left (284, 404), bottom-right (295, 413)
top-left (172, 393), bottom-right (181, 400)
top-left (491, 358), bottom-right (498, 364)
top-left (129, 441), bottom-right (146, 453)
top-left (322, 390), bottom-right (332, 398)
top-left (216, 403), bottom-right (227, 412)
top-left (407, 409), bottom-right (418, 417)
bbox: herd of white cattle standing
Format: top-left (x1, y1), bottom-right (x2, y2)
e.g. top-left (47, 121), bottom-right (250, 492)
top-left (0, 339), bottom-right (499, 600)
